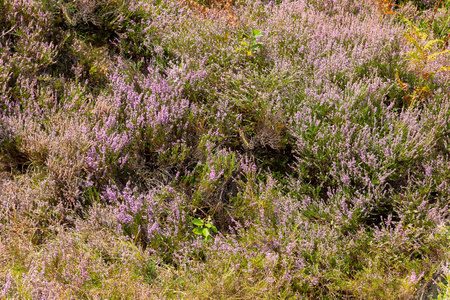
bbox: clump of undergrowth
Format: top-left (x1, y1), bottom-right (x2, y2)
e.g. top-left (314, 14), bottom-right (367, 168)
top-left (372, 0), bottom-right (450, 107)
top-left (1, 0), bottom-right (450, 299)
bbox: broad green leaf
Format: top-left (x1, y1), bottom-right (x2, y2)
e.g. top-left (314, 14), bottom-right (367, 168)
top-left (205, 223), bottom-right (211, 228)
top-left (192, 219), bottom-right (204, 226)
top-left (211, 225), bottom-right (218, 233)
top-left (202, 228), bottom-right (210, 237)
top-left (252, 29), bottom-right (262, 38)
top-left (193, 227), bottom-right (203, 235)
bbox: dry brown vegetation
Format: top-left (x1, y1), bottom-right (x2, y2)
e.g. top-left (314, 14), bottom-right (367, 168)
top-left (179, 0), bottom-right (239, 26)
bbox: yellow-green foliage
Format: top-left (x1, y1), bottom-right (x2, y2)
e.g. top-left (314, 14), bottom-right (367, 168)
top-left (370, 0), bottom-right (450, 107)
top-left (397, 17), bottom-right (450, 106)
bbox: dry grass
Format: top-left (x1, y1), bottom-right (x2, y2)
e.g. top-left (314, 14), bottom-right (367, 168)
top-left (179, 0), bottom-right (239, 26)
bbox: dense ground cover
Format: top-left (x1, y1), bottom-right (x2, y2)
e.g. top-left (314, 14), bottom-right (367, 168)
top-left (1, 0), bottom-right (450, 298)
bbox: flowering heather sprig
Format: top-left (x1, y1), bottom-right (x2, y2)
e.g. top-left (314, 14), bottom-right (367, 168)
top-left (100, 182), bottom-right (195, 263)
top-left (79, 59), bottom-right (201, 182)
top-left (289, 88), bottom-right (446, 224)
top-left (0, 274), bottom-right (14, 298)
top-left (11, 24), bottom-right (58, 76)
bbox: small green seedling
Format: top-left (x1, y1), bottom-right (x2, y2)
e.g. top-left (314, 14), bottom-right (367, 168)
top-left (236, 29), bottom-right (263, 56)
top-left (192, 216), bottom-right (218, 241)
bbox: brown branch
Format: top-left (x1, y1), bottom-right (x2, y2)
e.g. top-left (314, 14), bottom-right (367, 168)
top-left (0, 26), bottom-right (16, 38)
top-left (429, 0), bottom-right (443, 28)
top-left (442, 31), bottom-right (450, 51)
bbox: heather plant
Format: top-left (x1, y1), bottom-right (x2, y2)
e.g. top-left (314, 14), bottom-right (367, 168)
top-left (407, 0), bottom-right (440, 9)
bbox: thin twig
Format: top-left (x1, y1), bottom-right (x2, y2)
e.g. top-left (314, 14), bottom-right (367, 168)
top-left (429, 0), bottom-right (443, 27)
top-left (0, 26), bottom-right (16, 38)
top-left (442, 31), bottom-right (450, 51)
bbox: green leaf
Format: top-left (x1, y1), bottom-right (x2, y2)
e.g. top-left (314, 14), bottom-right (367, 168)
top-left (252, 29), bottom-right (262, 38)
top-left (204, 235), bottom-right (211, 241)
top-left (193, 227), bottom-right (203, 235)
top-left (192, 219), bottom-right (204, 226)
top-left (211, 225), bottom-right (218, 233)
top-left (202, 228), bottom-right (210, 237)
top-left (205, 223), bottom-right (211, 228)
